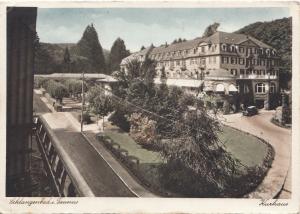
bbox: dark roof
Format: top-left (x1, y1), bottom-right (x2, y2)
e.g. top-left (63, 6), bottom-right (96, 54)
top-left (147, 31), bottom-right (272, 56)
top-left (204, 31), bottom-right (272, 48)
top-left (150, 37), bottom-right (204, 55)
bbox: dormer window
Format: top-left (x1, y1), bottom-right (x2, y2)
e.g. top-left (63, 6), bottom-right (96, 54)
top-left (221, 44), bottom-right (227, 51)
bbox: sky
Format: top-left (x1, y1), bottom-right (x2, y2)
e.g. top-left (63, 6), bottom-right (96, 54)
top-left (37, 7), bottom-right (290, 52)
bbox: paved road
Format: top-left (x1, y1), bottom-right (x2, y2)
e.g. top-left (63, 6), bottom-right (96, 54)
top-left (33, 92), bottom-right (51, 114)
top-left (221, 110), bottom-right (291, 198)
top-left (42, 113), bottom-right (135, 197)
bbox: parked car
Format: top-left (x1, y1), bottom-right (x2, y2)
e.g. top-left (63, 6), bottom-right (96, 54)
top-left (242, 106), bottom-right (258, 116)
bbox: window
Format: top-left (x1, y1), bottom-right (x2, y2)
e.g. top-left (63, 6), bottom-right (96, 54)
top-left (201, 46), bottom-right (205, 53)
top-left (231, 46), bottom-right (235, 52)
top-left (201, 58), bottom-right (205, 65)
top-left (221, 44), bottom-right (227, 51)
top-left (239, 47), bottom-right (244, 53)
top-left (176, 60), bottom-right (180, 66)
top-left (270, 83), bottom-right (276, 93)
top-left (231, 57), bottom-right (236, 64)
top-left (255, 83), bottom-right (266, 94)
top-left (239, 58), bottom-right (245, 65)
top-left (240, 69), bottom-right (245, 75)
top-left (213, 56), bottom-right (216, 64)
top-left (230, 69), bottom-right (237, 75)
top-left (222, 57), bottom-right (228, 64)
top-left (193, 48), bottom-right (197, 54)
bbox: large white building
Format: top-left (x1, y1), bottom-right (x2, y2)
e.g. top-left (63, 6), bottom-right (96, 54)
top-left (121, 31), bottom-right (281, 109)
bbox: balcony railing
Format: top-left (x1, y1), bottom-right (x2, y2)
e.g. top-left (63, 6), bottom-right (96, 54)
top-left (34, 116), bottom-right (95, 197)
top-left (238, 74), bottom-right (278, 79)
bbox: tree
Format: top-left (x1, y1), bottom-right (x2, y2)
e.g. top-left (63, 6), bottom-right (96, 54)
top-left (44, 80), bottom-right (68, 104)
top-left (140, 46), bottom-right (146, 50)
top-left (64, 79), bottom-right (87, 99)
top-left (63, 47), bottom-right (71, 73)
top-left (108, 38), bottom-right (130, 73)
top-left (77, 24), bottom-right (106, 73)
top-left (110, 58), bottom-right (157, 131)
top-left (202, 22), bottom-right (220, 37)
top-left (87, 86), bottom-right (113, 130)
top-left (158, 109), bottom-right (240, 196)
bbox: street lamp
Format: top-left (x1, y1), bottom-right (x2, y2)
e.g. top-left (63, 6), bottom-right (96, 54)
top-left (80, 71), bottom-right (85, 132)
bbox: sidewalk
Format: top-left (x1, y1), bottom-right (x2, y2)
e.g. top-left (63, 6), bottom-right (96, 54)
top-left (220, 111), bottom-right (291, 199)
top-left (64, 112), bottom-right (157, 197)
top-left (37, 90), bottom-right (157, 197)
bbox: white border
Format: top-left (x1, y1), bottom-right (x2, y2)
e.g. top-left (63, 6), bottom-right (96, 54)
top-left (0, 1), bottom-right (299, 213)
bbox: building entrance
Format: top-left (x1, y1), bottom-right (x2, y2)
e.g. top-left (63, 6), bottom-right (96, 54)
top-left (255, 99), bottom-right (265, 109)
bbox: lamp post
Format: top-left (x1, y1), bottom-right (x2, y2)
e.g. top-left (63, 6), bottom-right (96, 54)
top-left (80, 71), bottom-right (85, 133)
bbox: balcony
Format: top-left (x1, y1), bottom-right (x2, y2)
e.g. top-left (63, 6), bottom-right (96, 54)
top-left (238, 74), bottom-right (278, 80)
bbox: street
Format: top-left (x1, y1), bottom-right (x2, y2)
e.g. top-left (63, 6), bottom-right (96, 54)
top-left (221, 110), bottom-right (291, 198)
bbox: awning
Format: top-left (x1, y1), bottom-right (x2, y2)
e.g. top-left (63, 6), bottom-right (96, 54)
top-left (203, 86), bottom-right (213, 91)
top-left (228, 84), bottom-right (238, 92)
top-left (215, 84), bottom-right (225, 92)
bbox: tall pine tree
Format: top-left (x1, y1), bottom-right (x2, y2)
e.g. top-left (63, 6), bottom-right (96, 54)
top-left (77, 23), bottom-right (106, 73)
top-left (108, 37), bottom-right (130, 73)
top-left (63, 47), bottom-right (71, 73)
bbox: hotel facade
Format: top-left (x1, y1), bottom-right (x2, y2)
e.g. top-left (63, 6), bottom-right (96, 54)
top-left (120, 31), bottom-right (281, 110)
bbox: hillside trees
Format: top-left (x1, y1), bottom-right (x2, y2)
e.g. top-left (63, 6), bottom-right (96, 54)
top-left (108, 38), bottom-right (130, 73)
top-left (63, 47), bottom-right (71, 73)
top-left (77, 24), bottom-right (107, 73)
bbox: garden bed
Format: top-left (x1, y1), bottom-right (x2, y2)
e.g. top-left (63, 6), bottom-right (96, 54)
top-left (98, 125), bottom-right (274, 197)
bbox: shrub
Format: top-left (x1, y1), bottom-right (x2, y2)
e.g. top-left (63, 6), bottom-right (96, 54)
top-left (34, 77), bottom-right (48, 89)
top-left (223, 100), bottom-right (230, 114)
top-left (77, 112), bottom-right (92, 124)
top-left (128, 112), bottom-right (157, 148)
top-left (159, 161), bottom-right (221, 197)
top-left (43, 80), bottom-right (68, 103)
top-left (108, 110), bottom-right (130, 132)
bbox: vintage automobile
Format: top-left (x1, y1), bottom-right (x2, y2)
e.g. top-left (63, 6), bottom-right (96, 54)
top-left (242, 106), bottom-right (258, 116)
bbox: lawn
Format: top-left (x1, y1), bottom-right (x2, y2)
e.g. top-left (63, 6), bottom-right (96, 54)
top-left (219, 126), bottom-right (268, 168)
top-left (103, 124), bottom-right (271, 196)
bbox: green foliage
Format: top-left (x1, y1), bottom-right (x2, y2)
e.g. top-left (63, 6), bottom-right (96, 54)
top-left (64, 79), bottom-right (87, 98)
top-left (235, 17), bottom-right (292, 89)
top-left (63, 47), bottom-right (71, 64)
top-left (158, 110), bottom-right (240, 193)
top-left (202, 22), bottom-right (220, 37)
top-left (34, 77), bottom-right (48, 88)
top-left (87, 86), bottom-right (113, 117)
top-left (43, 79), bottom-right (68, 102)
top-left (108, 38), bottom-right (130, 73)
top-left (223, 100), bottom-right (230, 115)
top-left (128, 113), bottom-right (157, 147)
top-left (77, 24), bottom-right (106, 73)
top-left (77, 111), bottom-right (92, 124)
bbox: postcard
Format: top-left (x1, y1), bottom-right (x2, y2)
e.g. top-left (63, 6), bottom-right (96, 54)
top-left (1, 1), bottom-right (299, 213)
